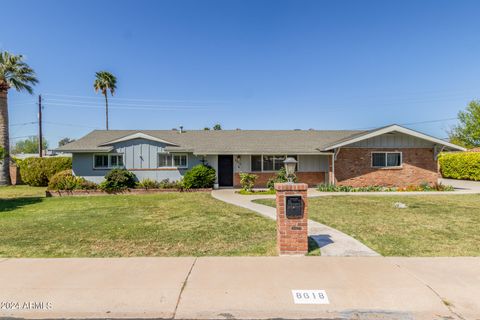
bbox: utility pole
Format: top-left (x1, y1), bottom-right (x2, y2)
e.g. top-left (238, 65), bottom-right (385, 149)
top-left (38, 95), bottom-right (43, 157)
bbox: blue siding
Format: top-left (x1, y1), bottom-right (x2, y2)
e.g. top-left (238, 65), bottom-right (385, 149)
top-left (72, 138), bottom-right (204, 183)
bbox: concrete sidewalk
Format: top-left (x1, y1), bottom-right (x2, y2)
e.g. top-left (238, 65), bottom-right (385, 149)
top-left (0, 257), bottom-right (479, 320)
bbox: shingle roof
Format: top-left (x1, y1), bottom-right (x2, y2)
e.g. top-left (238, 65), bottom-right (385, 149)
top-left (56, 129), bottom-right (366, 154)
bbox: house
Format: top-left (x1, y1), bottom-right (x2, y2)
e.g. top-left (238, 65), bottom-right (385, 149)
top-left (56, 124), bottom-right (465, 188)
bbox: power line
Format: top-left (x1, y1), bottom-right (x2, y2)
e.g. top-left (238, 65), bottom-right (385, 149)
top-left (42, 103), bottom-right (212, 111)
top-left (43, 121), bottom-right (99, 129)
top-left (354, 117), bottom-right (458, 130)
top-left (43, 93), bottom-right (230, 104)
top-left (10, 121), bottom-right (38, 127)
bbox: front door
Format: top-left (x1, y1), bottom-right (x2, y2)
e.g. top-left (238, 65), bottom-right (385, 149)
top-left (218, 155), bottom-right (234, 187)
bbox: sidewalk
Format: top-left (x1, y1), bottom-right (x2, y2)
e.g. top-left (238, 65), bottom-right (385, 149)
top-left (211, 189), bottom-right (380, 257)
top-left (0, 257), bottom-right (479, 320)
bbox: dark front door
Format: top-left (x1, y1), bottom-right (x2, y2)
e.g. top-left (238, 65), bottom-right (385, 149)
top-left (218, 155), bottom-right (234, 187)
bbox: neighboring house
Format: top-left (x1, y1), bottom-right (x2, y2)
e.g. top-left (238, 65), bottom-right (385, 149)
top-left (56, 124), bottom-right (465, 187)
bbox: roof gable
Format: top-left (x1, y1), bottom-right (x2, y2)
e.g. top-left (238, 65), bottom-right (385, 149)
top-left (98, 132), bottom-right (180, 147)
top-left (320, 124), bottom-right (466, 151)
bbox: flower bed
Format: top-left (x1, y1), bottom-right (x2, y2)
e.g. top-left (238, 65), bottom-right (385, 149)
top-left (317, 183), bottom-right (454, 192)
top-left (46, 188), bottom-right (212, 197)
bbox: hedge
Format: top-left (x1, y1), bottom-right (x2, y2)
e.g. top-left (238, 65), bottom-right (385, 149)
top-left (439, 152), bottom-right (480, 181)
top-left (17, 157), bottom-right (72, 186)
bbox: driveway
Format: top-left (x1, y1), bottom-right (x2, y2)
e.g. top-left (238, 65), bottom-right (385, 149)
top-left (211, 189), bottom-right (379, 257)
top-left (440, 178), bottom-right (480, 191)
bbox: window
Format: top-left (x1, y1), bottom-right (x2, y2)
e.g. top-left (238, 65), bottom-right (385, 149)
top-left (251, 155), bottom-right (262, 172)
top-left (158, 153), bottom-right (188, 168)
top-left (173, 154), bottom-right (187, 168)
top-left (372, 152), bottom-right (402, 168)
top-left (93, 154), bottom-right (124, 169)
top-left (250, 155), bottom-right (298, 172)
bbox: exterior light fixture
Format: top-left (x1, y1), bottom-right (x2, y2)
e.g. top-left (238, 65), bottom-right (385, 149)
top-left (283, 157), bottom-right (298, 183)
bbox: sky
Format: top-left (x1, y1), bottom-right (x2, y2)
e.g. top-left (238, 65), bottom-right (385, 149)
top-left (2, 0), bottom-right (480, 148)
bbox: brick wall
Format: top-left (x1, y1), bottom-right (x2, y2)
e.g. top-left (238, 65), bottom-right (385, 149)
top-left (334, 148), bottom-right (438, 187)
top-left (275, 183), bottom-right (309, 255)
top-left (234, 172), bottom-right (325, 188)
top-left (9, 164), bottom-right (22, 185)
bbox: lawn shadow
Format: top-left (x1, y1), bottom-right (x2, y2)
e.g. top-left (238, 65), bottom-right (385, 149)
top-left (0, 197), bottom-right (44, 213)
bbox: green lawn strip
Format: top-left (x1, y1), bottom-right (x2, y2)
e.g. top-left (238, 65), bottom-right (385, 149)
top-left (0, 185), bottom-right (46, 198)
top-left (254, 195), bottom-right (480, 256)
top-left (237, 189), bottom-right (276, 195)
top-left (0, 191), bottom-right (276, 257)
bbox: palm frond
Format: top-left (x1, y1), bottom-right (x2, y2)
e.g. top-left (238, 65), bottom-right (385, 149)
top-left (0, 51), bottom-right (38, 94)
top-left (93, 71), bottom-right (117, 96)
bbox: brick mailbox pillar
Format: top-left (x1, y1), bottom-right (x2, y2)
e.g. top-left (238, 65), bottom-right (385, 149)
top-left (274, 183), bottom-right (309, 255)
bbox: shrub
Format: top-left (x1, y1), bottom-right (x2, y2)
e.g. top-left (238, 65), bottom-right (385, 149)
top-left (182, 164), bottom-right (216, 189)
top-left (47, 170), bottom-right (97, 190)
top-left (18, 157), bottom-right (72, 186)
top-left (439, 152), bottom-right (480, 181)
top-left (239, 173), bottom-right (258, 192)
top-left (266, 167), bottom-right (296, 189)
top-left (159, 178), bottom-right (182, 189)
top-left (136, 178), bottom-right (160, 189)
top-left (99, 169), bottom-right (137, 192)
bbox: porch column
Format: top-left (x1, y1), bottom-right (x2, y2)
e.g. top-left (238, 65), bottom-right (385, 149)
top-left (328, 154), bottom-right (335, 185)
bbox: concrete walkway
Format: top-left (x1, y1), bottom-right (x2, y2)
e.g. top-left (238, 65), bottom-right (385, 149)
top-left (211, 189), bottom-right (380, 257)
top-left (1, 257), bottom-right (479, 319)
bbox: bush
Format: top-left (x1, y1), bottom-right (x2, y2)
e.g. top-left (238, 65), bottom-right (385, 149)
top-left (159, 178), bottom-right (182, 189)
top-left (239, 173), bottom-right (257, 192)
top-left (136, 178), bottom-right (160, 189)
top-left (47, 170), bottom-right (97, 191)
top-left (317, 183), bottom-right (454, 192)
top-left (439, 152), bottom-right (480, 181)
top-left (266, 167), bottom-right (296, 189)
top-left (99, 169), bottom-right (137, 192)
top-left (18, 157), bottom-right (72, 186)
top-left (182, 164), bottom-right (216, 189)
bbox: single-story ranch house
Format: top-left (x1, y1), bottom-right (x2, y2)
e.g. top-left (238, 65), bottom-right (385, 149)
top-left (56, 124), bottom-right (465, 188)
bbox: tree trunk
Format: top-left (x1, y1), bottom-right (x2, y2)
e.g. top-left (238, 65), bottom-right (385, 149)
top-left (105, 93), bottom-right (109, 130)
top-left (0, 87), bottom-right (11, 185)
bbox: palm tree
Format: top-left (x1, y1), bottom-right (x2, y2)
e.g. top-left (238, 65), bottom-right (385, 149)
top-left (0, 51), bottom-right (38, 185)
top-left (94, 71), bottom-right (117, 130)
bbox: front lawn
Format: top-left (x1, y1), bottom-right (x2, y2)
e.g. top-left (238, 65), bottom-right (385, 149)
top-left (255, 195), bottom-right (480, 256)
top-left (0, 187), bottom-right (276, 257)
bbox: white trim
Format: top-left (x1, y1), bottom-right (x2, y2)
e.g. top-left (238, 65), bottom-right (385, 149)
top-left (371, 151), bottom-right (403, 168)
top-left (157, 152), bottom-right (188, 169)
top-left (322, 125), bottom-right (466, 151)
top-left (98, 132), bottom-right (180, 147)
top-left (92, 153), bottom-right (125, 169)
top-left (194, 152), bottom-right (334, 155)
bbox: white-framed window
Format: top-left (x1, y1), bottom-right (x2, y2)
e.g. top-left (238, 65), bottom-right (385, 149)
top-left (93, 154), bottom-right (124, 169)
top-left (158, 153), bottom-right (188, 168)
top-left (371, 152), bottom-right (402, 168)
top-left (251, 155), bottom-right (298, 172)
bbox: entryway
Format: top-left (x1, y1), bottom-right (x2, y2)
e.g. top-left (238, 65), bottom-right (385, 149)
top-left (218, 155), bottom-right (234, 187)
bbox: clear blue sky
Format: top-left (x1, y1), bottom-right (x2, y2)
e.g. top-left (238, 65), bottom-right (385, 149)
top-left (3, 0), bottom-right (480, 147)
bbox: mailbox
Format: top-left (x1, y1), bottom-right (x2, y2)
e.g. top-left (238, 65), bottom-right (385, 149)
top-left (285, 195), bottom-right (303, 218)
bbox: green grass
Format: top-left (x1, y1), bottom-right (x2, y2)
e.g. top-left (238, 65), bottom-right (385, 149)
top-left (0, 187), bottom-right (276, 257)
top-left (237, 189), bottom-right (276, 195)
top-left (254, 195), bottom-right (480, 256)
top-left (0, 185), bottom-right (46, 198)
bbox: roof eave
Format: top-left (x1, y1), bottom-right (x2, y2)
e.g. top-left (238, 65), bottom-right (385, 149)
top-left (319, 124), bottom-right (466, 151)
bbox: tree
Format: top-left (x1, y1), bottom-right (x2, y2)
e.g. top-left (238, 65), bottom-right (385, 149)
top-left (58, 137), bottom-right (75, 147)
top-left (448, 100), bottom-right (480, 148)
top-left (0, 51), bottom-right (38, 185)
top-left (94, 71), bottom-right (117, 130)
top-left (11, 137), bottom-right (48, 154)
top-left (213, 123), bottom-right (222, 130)
top-left (203, 127), bottom-right (210, 130)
